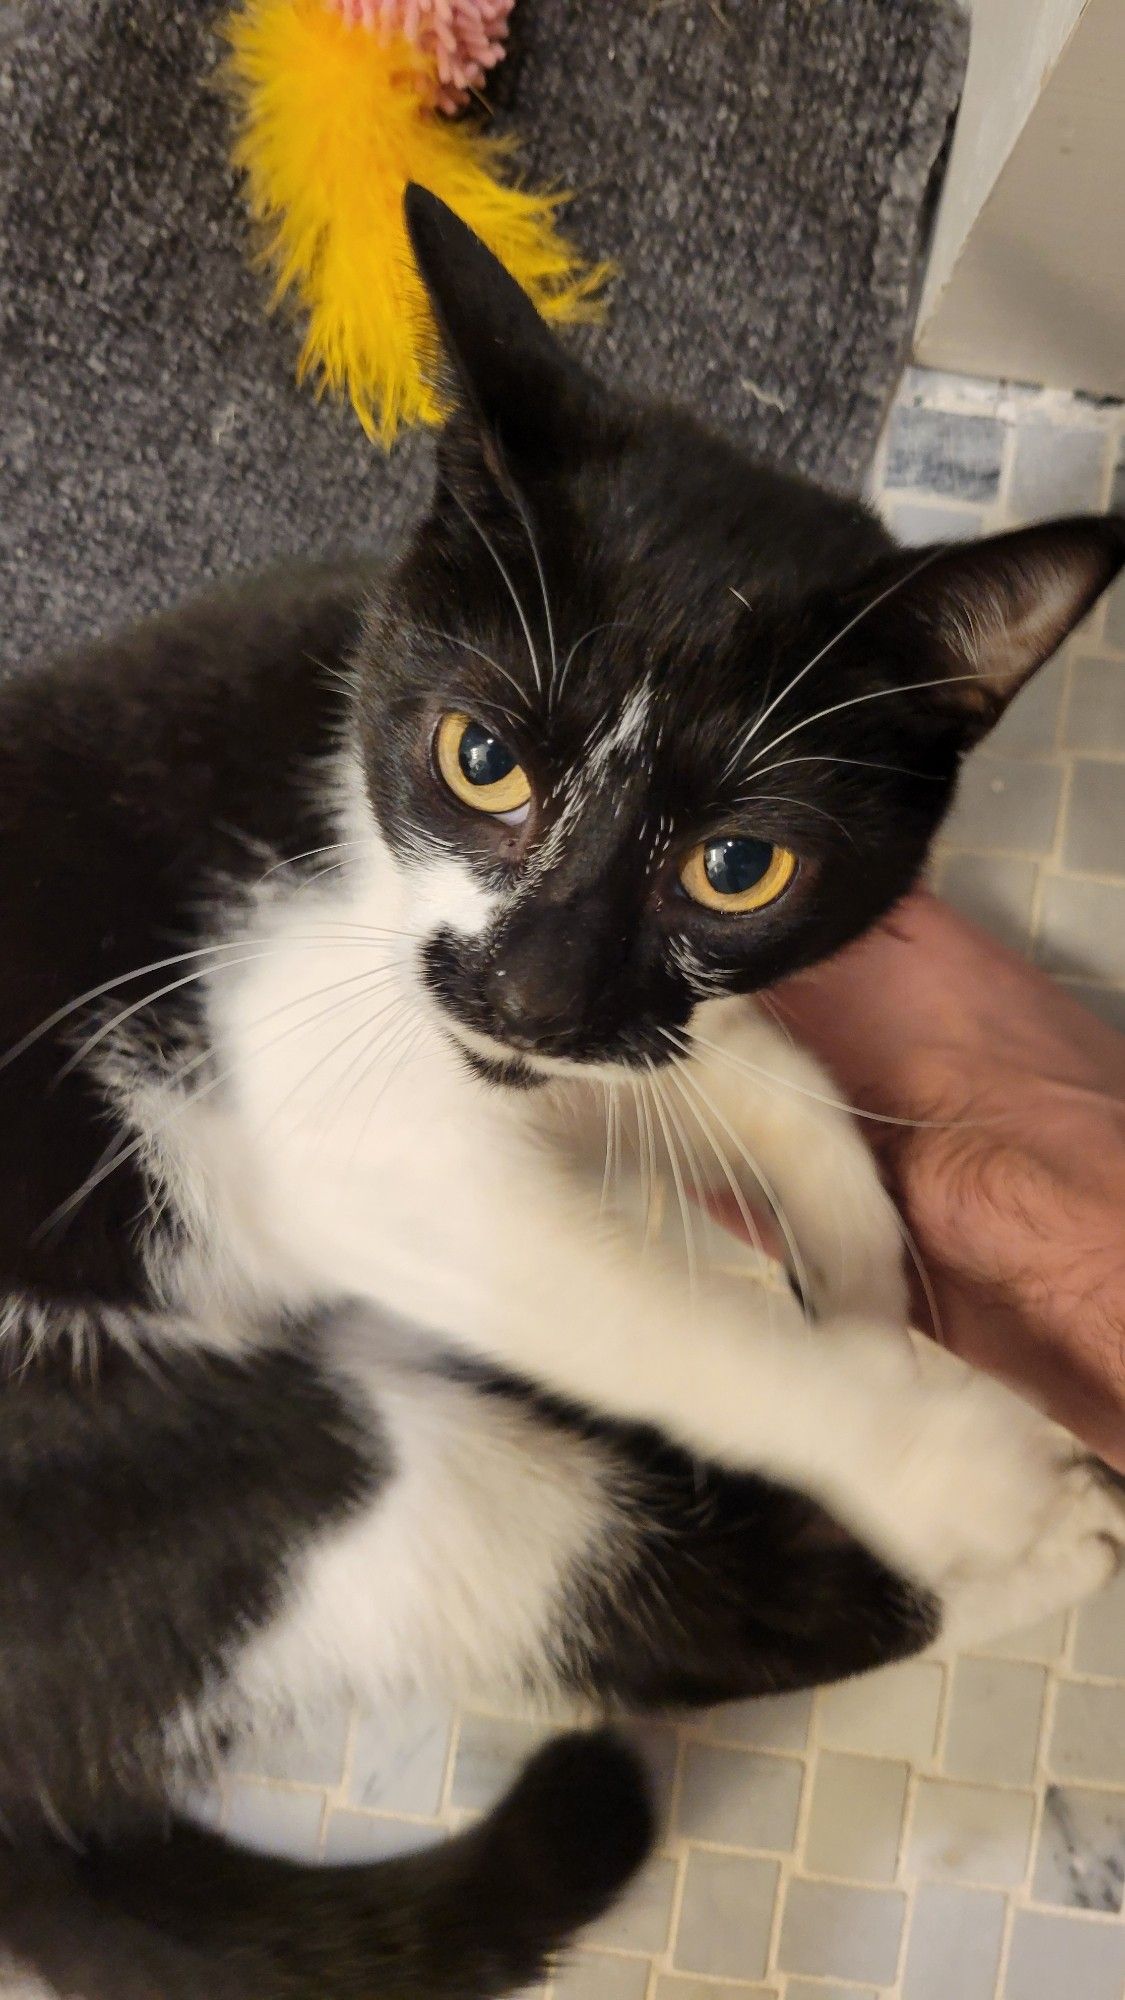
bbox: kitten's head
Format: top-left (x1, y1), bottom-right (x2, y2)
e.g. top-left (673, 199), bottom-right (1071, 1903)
top-left (355, 188), bottom-right (1123, 1083)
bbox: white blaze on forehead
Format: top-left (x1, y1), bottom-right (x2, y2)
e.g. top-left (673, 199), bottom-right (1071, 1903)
top-left (584, 685), bottom-right (654, 788)
top-left (385, 685), bottom-right (660, 921)
top-left (526, 683), bottom-right (657, 886)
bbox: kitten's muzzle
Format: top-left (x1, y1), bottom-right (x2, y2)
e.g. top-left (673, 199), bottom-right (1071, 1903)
top-left (424, 911), bottom-right (640, 1065)
top-left (482, 954), bottom-right (573, 1051)
top-left (480, 906), bottom-right (602, 1054)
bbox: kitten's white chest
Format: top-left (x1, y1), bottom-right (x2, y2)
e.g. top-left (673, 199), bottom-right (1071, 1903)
top-left (198, 882), bottom-right (538, 1332)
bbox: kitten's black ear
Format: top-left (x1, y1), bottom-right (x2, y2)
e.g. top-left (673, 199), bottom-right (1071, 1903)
top-left (888, 516), bottom-right (1124, 738)
top-left (404, 184), bottom-right (601, 470)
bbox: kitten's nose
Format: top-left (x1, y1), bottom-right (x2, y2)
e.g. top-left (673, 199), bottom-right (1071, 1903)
top-left (485, 960), bottom-right (563, 1045)
top-left (484, 913), bottom-right (591, 1047)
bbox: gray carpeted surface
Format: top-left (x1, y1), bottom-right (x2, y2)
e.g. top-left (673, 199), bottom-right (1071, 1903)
top-left (0, 0), bottom-right (967, 671)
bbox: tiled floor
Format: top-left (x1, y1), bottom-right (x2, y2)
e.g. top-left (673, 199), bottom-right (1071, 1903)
top-left (211, 369), bottom-right (1125, 1999)
top-left (881, 368), bottom-right (1125, 1039)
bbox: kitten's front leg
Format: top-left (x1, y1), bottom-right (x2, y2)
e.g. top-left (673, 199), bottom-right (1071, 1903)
top-left (289, 1135), bottom-right (1123, 1636)
top-left (676, 995), bottom-right (909, 1324)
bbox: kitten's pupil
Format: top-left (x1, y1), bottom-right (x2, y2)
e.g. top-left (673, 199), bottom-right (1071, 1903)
top-left (704, 837), bottom-right (774, 896)
top-left (460, 721), bottom-right (516, 789)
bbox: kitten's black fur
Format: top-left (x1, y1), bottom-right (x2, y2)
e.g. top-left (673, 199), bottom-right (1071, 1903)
top-left (369, 192), bottom-right (1123, 1077)
top-left (0, 187), bottom-right (1119, 1995)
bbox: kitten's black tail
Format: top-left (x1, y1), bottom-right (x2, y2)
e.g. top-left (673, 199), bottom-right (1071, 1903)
top-left (0, 1732), bottom-right (652, 2000)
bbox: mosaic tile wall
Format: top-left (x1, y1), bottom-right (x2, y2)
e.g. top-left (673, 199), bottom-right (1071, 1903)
top-left (215, 369), bottom-right (1125, 2000)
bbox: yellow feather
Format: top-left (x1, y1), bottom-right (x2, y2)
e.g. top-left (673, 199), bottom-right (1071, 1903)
top-left (223, 0), bottom-right (608, 443)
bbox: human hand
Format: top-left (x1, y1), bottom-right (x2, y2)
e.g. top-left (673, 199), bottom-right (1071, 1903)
top-left (758, 891), bottom-right (1125, 1469)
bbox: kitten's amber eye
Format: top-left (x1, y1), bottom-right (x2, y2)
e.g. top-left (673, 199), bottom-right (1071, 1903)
top-left (435, 713), bottom-right (532, 820)
top-left (681, 836), bottom-right (796, 913)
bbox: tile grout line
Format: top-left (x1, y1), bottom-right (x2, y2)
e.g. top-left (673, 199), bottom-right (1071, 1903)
top-left (992, 1651), bottom-right (1064, 1993)
top-left (1019, 1654), bottom-right (1064, 1921)
top-left (992, 1888), bottom-right (1018, 2000)
top-left (315, 1731), bottom-right (352, 1855)
top-left (898, 372), bottom-right (1125, 433)
top-left (313, 1785), bottom-right (333, 1862)
top-left (930, 1653), bottom-right (954, 1770)
top-left (656, 1726), bottom-right (691, 1986)
top-left (1061, 1604), bottom-right (1079, 1678)
top-left (1021, 1668), bottom-right (1058, 1904)
top-left (762, 1716), bottom-right (818, 1986)
top-left (993, 410), bottom-right (1018, 526)
top-left (337, 1699), bottom-right (360, 1805)
top-left (888, 1766), bottom-right (921, 1997)
top-left (437, 1704), bottom-right (463, 1824)
top-left (885, 1647), bottom-right (953, 1989)
top-left (1088, 421), bottom-right (1114, 525)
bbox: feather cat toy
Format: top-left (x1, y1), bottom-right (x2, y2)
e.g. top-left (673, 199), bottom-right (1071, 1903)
top-left (330, 0), bottom-right (516, 114)
top-left (224, 0), bottom-right (607, 442)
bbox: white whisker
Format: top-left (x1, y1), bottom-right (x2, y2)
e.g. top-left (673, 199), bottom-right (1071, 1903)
top-left (508, 485), bottom-right (557, 693)
top-left (316, 1000), bottom-right (416, 1168)
top-left (726, 548), bottom-right (945, 777)
top-left (553, 622), bottom-right (634, 709)
top-left (445, 487), bottom-right (544, 696)
top-left (256, 839), bottom-right (363, 886)
top-left (658, 1027), bottom-right (813, 1316)
top-left (411, 622), bottom-right (533, 715)
top-left (635, 1073), bottom-right (659, 1250)
top-left (741, 752), bottom-right (939, 785)
top-left (598, 1080), bottom-right (616, 1219)
top-left (290, 920), bottom-right (416, 940)
top-left (0, 933), bottom-right (407, 1078)
top-left (662, 1062), bottom-right (778, 1332)
top-left (348, 1009), bottom-right (425, 1168)
top-left (306, 650), bottom-right (360, 699)
top-left (732, 792), bottom-right (855, 842)
top-left (31, 969), bottom-right (414, 1245)
top-left (653, 1064), bottom-right (716, 1296)
top-left (258, 976), bottom-right (408, 1136)
top-left (686, 1023), bottom-right (993, 1134)
top-left (893, 1208), bottom-right (946, 1350)
top-left (611, 1084), bottom-right (624, 1217)
top-left (472, 695), bottom-right (530, 734)
top-left (276, 986), bottom-right (410, 1137)
top-left (54, 949), bottom-right (399, 1084)
top-left (296, 858), bottom-right (356, 893)
top-left (755, 993), bottom-right (797, 1050)
top-left (644, 1060), bottom-right (698, 1303)
top-left (744, 669), bottom-right (991, 773)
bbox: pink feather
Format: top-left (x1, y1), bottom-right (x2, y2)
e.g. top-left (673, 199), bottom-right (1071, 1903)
top-left (327, 0), bottom-right (516, 114)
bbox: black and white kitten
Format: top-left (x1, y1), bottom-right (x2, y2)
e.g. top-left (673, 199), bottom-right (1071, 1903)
top-left (0, 188), bottom-right (1122, 1997)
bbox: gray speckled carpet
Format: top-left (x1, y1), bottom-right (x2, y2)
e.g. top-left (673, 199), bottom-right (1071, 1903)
top-left (0, 0), bottom-right (967, 669)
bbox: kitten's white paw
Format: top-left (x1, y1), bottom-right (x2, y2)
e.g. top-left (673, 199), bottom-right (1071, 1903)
top-left (869, 1378), bottom-right (1125, 1608)
top-left (801, 1188), bottom-right (909, 1325)
top-left (746, 1141), bottom-right (909, 1324)
top-left (809, 1326), bottom-right (1125, 1649)
top-left (936, 1461), bottom-right (1125, 1651)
